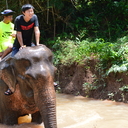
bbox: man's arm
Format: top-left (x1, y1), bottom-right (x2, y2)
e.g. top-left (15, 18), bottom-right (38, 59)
top-left (16, 31), bottom-right (25, 48)
top-left (34, 26), bottom-right (40, 45)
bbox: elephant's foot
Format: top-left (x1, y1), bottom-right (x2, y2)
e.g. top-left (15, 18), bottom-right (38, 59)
top-left (4, 88), bottom-right (13, 95)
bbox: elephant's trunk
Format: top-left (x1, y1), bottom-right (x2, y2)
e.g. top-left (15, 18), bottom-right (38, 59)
top-left (34, 76), bottom-right (57, 128)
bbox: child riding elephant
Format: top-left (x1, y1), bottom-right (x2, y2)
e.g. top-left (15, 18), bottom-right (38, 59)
top-left (0, 9), bottom-right (16, 60)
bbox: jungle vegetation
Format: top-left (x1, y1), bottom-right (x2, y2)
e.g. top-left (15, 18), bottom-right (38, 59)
top-left (0, 0), bottom-right (128, 75)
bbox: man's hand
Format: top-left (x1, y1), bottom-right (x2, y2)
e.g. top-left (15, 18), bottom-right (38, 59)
top-left (37, 43), bottom-right (42, 46)
top-left (20, 45), bottom-right (26, 50)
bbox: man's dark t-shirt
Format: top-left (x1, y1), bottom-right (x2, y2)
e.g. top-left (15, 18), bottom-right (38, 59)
top-left (13, 14), bottom-right (39, 48)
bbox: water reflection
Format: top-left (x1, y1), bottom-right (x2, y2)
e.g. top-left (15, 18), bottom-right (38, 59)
top-left (1, 93), bottom-right (128, 128)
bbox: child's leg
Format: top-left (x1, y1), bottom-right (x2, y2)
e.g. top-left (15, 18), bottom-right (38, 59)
top-left (1, 47), bottom-right (12, 59)
top-left (0, 52), bottom-right (3, 57)
top-left (4, 47), bottom-right (19, 95)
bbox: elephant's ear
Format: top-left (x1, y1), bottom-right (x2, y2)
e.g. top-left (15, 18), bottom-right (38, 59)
top-left (1, 58), bottom-right (16, 93)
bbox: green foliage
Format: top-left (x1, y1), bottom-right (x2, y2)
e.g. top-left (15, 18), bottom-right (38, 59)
top-left (108, 92), bottom-right (114, 99)
top-left (107, 62), bottom-right (128, 75)
top-left (52, 35), bottom-right (128, 76)
top-left (106, 36), bottom-right (128, 75)
top-left (83, 82), bottom-right (96, 94)
top-left (0, 0), bottom-right (128, 75)
top-left (0, 0), bottom-right (127, 42)
top-left (52, 37), bottom-right (110, 64)
top-left (119, 85), bottom-right (128, 92)
top-left (69, 0), bottom-right (128, 41)
top-left (83, 81), bottom-right (106, 95)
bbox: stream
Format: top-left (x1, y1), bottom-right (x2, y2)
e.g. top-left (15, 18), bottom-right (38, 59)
top-left (57, 93), bottom-right (128, 128)
top-left (1, 93), bottom-right (128, 128)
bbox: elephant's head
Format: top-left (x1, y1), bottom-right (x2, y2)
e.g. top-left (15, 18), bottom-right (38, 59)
top-left (0, 45), bottom-right (57, 128)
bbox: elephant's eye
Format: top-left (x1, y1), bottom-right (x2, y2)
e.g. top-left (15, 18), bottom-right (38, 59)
top-left (26, 66), bottom-right (29, 71)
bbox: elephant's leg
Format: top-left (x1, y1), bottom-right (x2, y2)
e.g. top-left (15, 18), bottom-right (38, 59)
top-left (3, 111), bottom-right (18, 125)
top-left (31, 111), bottom-right (42, 124)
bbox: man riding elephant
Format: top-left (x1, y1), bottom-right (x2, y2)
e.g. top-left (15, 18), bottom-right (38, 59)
top-left (0, 45), bottom-right (57, 128)
top-left (5, 4), bottom-right (40, 95)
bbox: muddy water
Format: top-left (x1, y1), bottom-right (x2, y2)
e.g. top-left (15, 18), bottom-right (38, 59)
top-left (1, 93), bottom-right (128, 128)
top-left (57, 94), bottom-right (128, 128)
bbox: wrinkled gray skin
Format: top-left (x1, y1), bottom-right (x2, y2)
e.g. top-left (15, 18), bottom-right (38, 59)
top-left (0, 45), bottom-right (57, 128)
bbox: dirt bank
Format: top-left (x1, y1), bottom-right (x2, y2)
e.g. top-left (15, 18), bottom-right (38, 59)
top-left (55, 58), bottom-right (128, 103)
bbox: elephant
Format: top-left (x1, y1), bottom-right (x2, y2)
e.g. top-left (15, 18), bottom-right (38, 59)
top-left (0, 45), bottom-right (57, 128)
